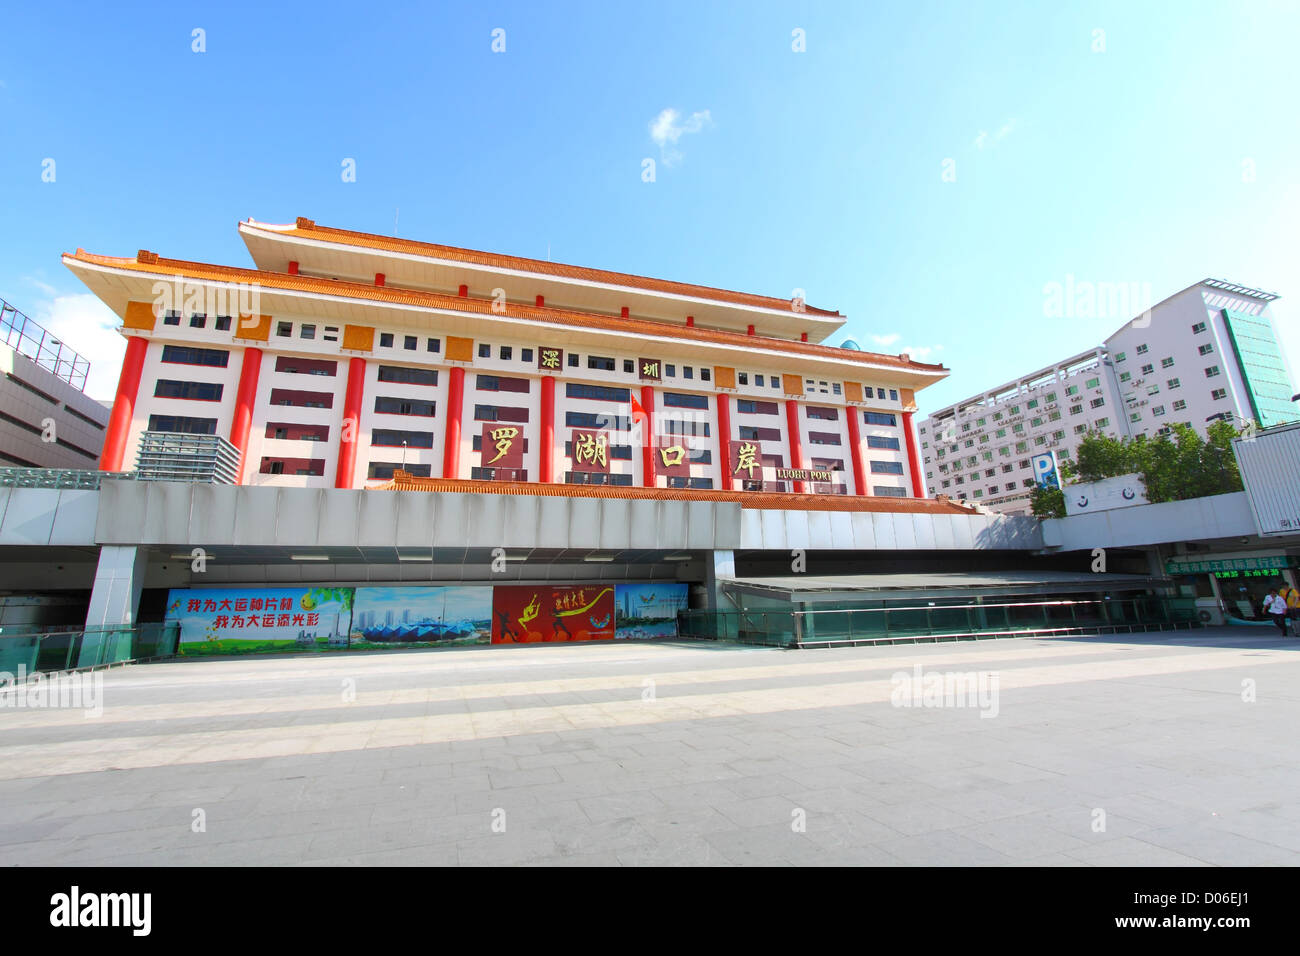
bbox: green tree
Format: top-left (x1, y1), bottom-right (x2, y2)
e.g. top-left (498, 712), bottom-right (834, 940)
top-left (1030, 483), bottom-right (1066, 518)
top-left (1063, 421), bottom-right (1245, 504)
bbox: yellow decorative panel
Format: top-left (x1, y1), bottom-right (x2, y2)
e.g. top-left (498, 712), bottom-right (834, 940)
top-left (844, 382), bottom-right (863, 403)
top-left (122, 301), bottom-right (157, 331)
top-left (713, 366), bottom-right (735, 390)
top-left (900, 387), bottom-right (917, 410)
top-left (781, 373), bottom-right (803, 396)
top-left (342, 324), bottom-right (374, 352)
top-left (445, 335), bottom-right (474, 363)
top-left (236, 314), bottom-right (272, 342)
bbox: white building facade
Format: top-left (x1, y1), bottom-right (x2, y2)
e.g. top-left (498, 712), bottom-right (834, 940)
top-left (920, 279), bottom-right (1296, 514)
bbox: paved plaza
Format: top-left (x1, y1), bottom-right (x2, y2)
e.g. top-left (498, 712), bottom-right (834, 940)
top-left (1, 628), bottom-right (1298, 866)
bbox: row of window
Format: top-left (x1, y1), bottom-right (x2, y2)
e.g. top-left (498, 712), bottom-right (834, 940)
top-left (4, 372), bottom-right (106, 431)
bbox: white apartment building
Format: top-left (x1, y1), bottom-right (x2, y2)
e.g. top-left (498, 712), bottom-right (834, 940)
top-left (920, 279), bottom-right (1296, 514)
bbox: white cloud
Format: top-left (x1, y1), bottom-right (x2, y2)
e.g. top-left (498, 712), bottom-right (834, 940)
top-left (902, 344), bottom-right (945, 360)
top-left (24, 276), bottom-right (58, 297)
top-left (29, 293), bottom-right (125, 400)
top-left (649, 108), bottom-right (712, 166)
top-left (870, 333), bottom-right (901, 346)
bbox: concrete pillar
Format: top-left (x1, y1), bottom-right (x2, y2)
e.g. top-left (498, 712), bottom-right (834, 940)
top-left (703, 549), bottom-right (735, 612)
top-left (80, 546), bottom-right (147, 666)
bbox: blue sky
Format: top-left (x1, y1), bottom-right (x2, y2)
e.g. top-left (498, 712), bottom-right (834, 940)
top-left (2, 1), bottom-right (1296, 408)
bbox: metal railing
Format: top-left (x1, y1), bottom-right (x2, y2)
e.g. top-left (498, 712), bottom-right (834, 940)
top-left (678, 596), bottom-right (1202, 648)
top-left (0, 297), bottom-right (90, 392)
top-left (0, 622), bottom-right (180, 675)
top-left (0, 467), bottom-right (134, 489)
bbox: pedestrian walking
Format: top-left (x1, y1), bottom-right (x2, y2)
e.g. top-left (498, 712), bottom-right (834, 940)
top-left (1263, 589), bottom-right (1289, 636)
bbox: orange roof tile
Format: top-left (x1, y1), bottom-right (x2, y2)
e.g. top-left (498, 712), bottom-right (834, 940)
top-left (377, 472), bottom-right (976, 515)
top-left (64, 250), bottom-right (949, 376)
top-left (247, 217), bottom-right (845, 318)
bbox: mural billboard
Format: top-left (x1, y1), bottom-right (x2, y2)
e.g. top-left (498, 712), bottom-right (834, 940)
top-left (164, 587), bottom-right (353, 655)
top-left (491, 585), bottom-right (616, 643)
top-left (350, 586), bottom-right (492, 646)
top-left (614, 582), bottom-right (689, 639)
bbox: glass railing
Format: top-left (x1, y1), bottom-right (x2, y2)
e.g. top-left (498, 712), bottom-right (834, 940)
top-left (678, 597), bottom-right (1201, 648)
top-left (0, 622), bottom-right (180, 675)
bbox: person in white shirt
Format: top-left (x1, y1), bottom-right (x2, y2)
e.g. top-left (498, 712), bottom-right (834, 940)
top-left (1263, 590), bottom-right (1289, 636)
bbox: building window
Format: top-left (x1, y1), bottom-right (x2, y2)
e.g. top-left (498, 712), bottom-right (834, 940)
top-left (866, 436), bottom-right (900, 450)
top-left (805, 406), bottom-right (839, 421)
top-left (266, 422), bottom-right (330, 442)
top-left (566, 383), bottom-right (629, 402)
top-left (474, 405), bottom-right (529, 423)
top-left (1090, 398), bottom-right (1105, 409)
top-left (568, 354), bottom-right (579, 368)
top-left (874, 486), bottom-right (906, 497)
top-left (372, 429), bottom-right (435, 448)
top-left (701, 369), bottom-right (711, 382)
top-left (215, 316), bottom-right (232, 331)
top-left (404, 336), bottom-right (418, 351)
top-left (498, 346), bottom-right (512, 360)
top-left (1141, 364), bottom-right (1154, 375)
top-left (684, 366), bottom-right (693, 380)
top-left (154, 379), bottom-right (223, 402)
top-left (587, 355), bottom-right (616, 371)
top-left (665, 364), bottom-right (676, 377)
top-left (870, 460), bottom-right (905, 475)
top-left (863, 412), bottom-right (897, 427)
top-left (275, 356), bottom-right (337, 376)
top-left (663, 392), bottom-right (708, 409)
top-left (161, 345), bottom-right (229, 368)
top-left (1153, 406), bottom-right (1166, 416)
top-left (1167, 378), bottom-right (1181, 389)
top-left (478, 344), bottom-right (491, 358)
top-left (277, 322), bottom-right (293, 337)
top-left (1119, 372), bottom-right (1131, 382)
top-left (189, 314), bottom-right (207, 329)
top-left (269, 388), bottom-right (333, 409)
top-left (738, 373), bottom-right (749, 385)
top-left (1198, 343), bottom-right (1214, 356)
top-left (1161, 357), bottom-right (1174, 368)
top-left (1135, 344), bottom-right (1148, 354)
top-left (300, 325), bottom-right (316, 340)
top-left (808, 431), bottom-right (841, 446)
top-left (368, 462), bottom-right (432, 480)
top-left (378, 366), bottom-right (438, 386)
top-left (1192, 322), bottom-right (1207, 334)
top-left (566, 411), bottom-right (630, 430)
top-left (147, 414), bottom-right (216, 434)
top-left (1173, 399), bottom-right (1186, 411)
top-left (1210, 388), bottom-right (1227, 401)
top-left (427, 338), bottom-right (441, 353)
top-left (476, 374), bottom-right (530, 393)
top-left (1095, 418), bottom-right (1109, 429)
top-left (374, 396), bottom-right (436, 417)
top-left (163, 311), bottom-right (181, 326)
top-left (521, 348), bottom-right (533, 363)
top-left (323, 326), bottom-right (339, 342)
top-left (1068, 404), bottom-right (1082, 415)
top-left (380, 333), bottom-right (394, 348)
top-left (1205, 366), bottom-right (1220, 378)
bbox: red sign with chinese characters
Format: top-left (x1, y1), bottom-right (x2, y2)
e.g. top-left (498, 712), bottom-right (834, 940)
top-left (491, 585), bottom-right (616, 643)
top-left (638, 358), bottom-right (662, 381)
top-left (480, 423), bottom-right (524, 470)
top-left (537, 346), bottom-right (564, 373)
top-left (653, 437), bottom-right (692, 477)
top-left (729, 440), bottom-right (763, 480)
top-left (570, 429), bottom-right (610, 473)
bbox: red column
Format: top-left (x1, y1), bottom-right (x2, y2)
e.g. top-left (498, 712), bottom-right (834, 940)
top-left (902, 410), bottom-right (925, 498)
top-left (540, 374), bottom-right (555, 482)
top-left (716, 393), bottom-right (732, 490)
top-left (640, 385), bottom-right (655, 487)
top-left (229, 346), bottom-right (263, 484)
top-left (334, 356), bottom-right (366, 489)
top-left (845, 404), bottom-right (867, 496)
top-left (784, 398), bottom-right (805, 493)
top-left (442, 365), bottom-right (465, 479)
top-left (99, 336), bottom-right (149, 472)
